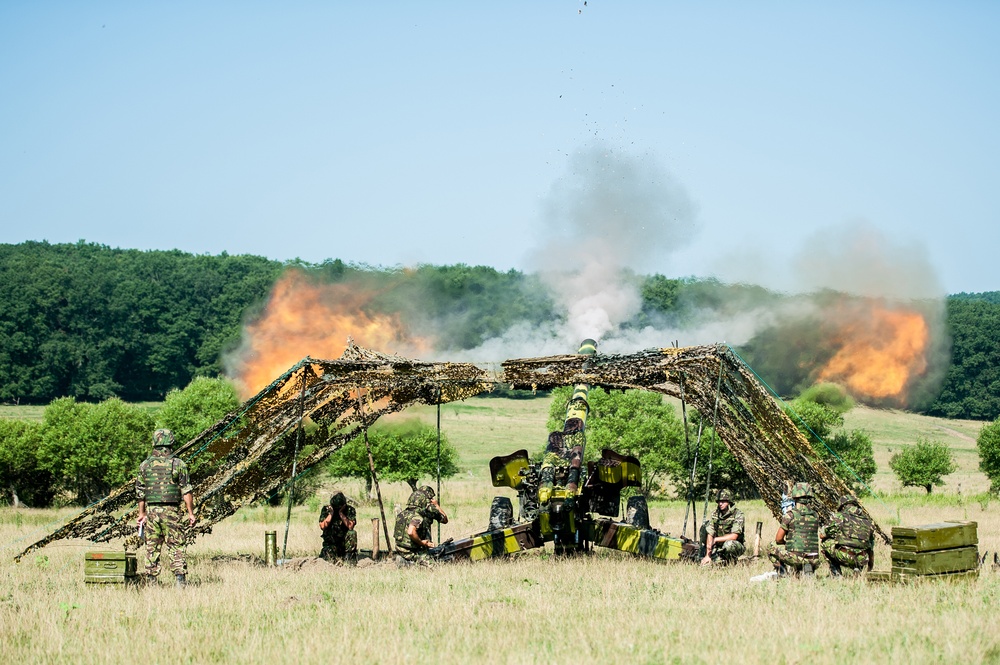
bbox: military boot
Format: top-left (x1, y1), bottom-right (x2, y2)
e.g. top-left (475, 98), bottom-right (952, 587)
top-left (802, 562), bottom-right (814, 576)
top-left (828, 560), bottom-right (842, 577)
top-left (175, 574), bottom-right (187, 588)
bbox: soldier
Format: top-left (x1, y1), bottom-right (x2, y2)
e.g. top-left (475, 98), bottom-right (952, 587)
top-left (820, 494), bottom-right (876, 576)
top-left (136, 429), bottom-right (196, 586)
top-left (393, 486), bottom-right (448, 565)
top-left (700, 489), bottom-right (746, 566)
top-left (319, 491), bottom-right (358, 563)
top-left (766, 481), bottom-right (822, 575)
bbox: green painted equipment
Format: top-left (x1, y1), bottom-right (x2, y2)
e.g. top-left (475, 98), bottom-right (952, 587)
top-left (85, 551), bottom-right (137, 584)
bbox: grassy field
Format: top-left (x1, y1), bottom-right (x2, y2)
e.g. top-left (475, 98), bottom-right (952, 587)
top-left (1, 396), bottom-right (998, 664)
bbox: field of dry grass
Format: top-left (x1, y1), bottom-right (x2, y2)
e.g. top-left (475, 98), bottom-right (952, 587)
top-left (2, 396), bottom-right (999, 664)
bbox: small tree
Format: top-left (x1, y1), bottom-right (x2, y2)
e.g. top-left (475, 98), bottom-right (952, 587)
top-left (889, 438), bottom-right (956, 494)
top-left (327, 420), bottom-right (459, 494)
top-left (977, 417), bottom-right (1000, 494)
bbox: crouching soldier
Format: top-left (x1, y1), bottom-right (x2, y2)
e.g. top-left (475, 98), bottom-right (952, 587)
top-left (766, 482), bottom-right (821, 575)
top-left (701, 489), bottom-right (746, 566)
top-left (820, 494), bottom-right (875, 576)
top-left (319, 491), bottom-right (358, 563)
top-left (394, 486), bottom-right (448, 565)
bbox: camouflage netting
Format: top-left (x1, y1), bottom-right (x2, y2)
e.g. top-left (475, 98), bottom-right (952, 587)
top-left (16, 342), bottom-right (886, 561)
top-left (500, 343), bottom-right (888, 544)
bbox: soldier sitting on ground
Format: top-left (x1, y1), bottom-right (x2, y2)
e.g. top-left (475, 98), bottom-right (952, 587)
top-left (319, 492), bottom-right (358, 563)
top-left (393, 486), bottom-right (448, 565)
top-left (700, 488), bottom-right (746, 566)
top-left (766, 482), bottom-right (822, 576)
top-left (820, 494), bottom-right (875, 576)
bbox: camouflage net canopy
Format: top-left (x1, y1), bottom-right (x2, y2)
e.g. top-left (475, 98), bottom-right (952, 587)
top-left (16, 342), bottom-right (886, 561)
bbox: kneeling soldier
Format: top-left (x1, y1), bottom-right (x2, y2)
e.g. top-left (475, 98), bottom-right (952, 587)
top-left (701, 489), bottom-right (746, 565)
top-left (820, 494), bottom-right (875, 576)
top-left (766, 482), bottom-right (821, 575)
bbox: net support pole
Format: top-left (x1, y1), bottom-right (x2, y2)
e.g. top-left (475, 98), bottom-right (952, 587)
top-left (701, 354), bottom-right (725, 522)
top-left (436, 389), bottom-right (442, 544)
top-left (358, 387), bottom-right (393, 553)
top-left (282, 368), bottom-right (308, 561)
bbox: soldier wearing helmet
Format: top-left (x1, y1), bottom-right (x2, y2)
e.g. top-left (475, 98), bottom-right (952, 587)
top-left (319, 491), bottom-right (358, 563)
top-left (136, 428), bottom-right (196, 586)
top-left (819, 494), bottom-right (875, 576)
top-left (700, 488), bottom-right (746, 566)
top-left (766, 482), bottom-right (822, 575)
top-left (393, 486), bottom-right (449, 565)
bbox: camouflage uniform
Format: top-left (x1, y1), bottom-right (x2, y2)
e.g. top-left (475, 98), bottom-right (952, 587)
top-left (136, 430), bottom-right (193, 579)
top-left (820, 495), bottom-right (875, 574)
top-left (393, 488), bottom-right (445, 563)
top-left (767, 483), bottom-right (821, 573)
top-left (319, 492), bottom-right (358, 562)
top-left (701, 490), bottom-right (746, 564)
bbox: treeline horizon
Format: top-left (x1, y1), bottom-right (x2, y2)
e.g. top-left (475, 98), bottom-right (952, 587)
top-left (1, 241), bottom-right (998, 419)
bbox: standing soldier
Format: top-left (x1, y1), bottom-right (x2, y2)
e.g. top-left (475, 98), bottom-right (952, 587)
top-left (766, 482), bottom-right (821, 575)
top-left (136, 429), bottom-right (195, 586)
top-left (700, 489), bottom-right (746, 566)
top-left (393, 486), bottom-right (448, 565)
top-left (820, 495), bottom-right (876, 576)
top-left (319, 491), bottom-right (358, 563)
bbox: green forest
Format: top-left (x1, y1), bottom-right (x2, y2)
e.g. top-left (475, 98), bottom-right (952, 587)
top-left (1, 241), bottom-right (998, 419)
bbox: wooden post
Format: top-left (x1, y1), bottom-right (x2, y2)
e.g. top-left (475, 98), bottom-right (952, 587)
top-left (753, 521), bottom-right (763, 558)
top-left (371, 518), bottom-right (380, 560)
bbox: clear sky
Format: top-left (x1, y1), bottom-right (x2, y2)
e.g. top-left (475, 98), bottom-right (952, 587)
top-left (2, 2), bottom-right (998, 295)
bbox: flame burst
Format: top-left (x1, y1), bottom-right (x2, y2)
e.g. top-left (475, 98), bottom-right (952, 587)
top-left (230, 271), bottom-right (429, 396)
top-left (817, 300), bottom-right (929, 403)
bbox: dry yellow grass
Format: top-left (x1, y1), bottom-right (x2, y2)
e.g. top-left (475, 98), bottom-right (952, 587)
top-left (2, 397), bottom-right (999, 664)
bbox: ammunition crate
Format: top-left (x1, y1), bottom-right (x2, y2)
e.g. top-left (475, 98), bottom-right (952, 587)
top-left (891, 545), bottom-right (980, 576)
top-left (85, 551), bottom-right (137, 584)
top-left (891, 521), bottom-right (977, 552)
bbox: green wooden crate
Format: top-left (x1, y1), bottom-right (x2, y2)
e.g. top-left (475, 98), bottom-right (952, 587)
top-left (894, 568), bottom-right (980, 583)
top-left (85, 551), bottom-right (137, 584)
top-left (891, 545), bottom-right (979, 576)
top-left (891, 521), bottom-right (977, 552)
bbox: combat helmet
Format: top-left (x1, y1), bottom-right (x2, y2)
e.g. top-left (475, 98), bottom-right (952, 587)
top-left (329, 492), bottom-right (347, 509)
top-left (418, 485), bottom-right (435, 500)
top-left (716, 489), bottom-right (734, 504)
top-left (152, 428), bottom-right (176, 449)
top-left (790, 482), bottom-right (812, 499)
top-left (838, 494), bottom-right (859, 509)
top-left (406, 489), bottom-right (430, 511)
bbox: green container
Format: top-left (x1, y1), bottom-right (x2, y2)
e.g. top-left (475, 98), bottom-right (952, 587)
top-left (85, 551), bottom-right (137, 584)
top-left (891, 521), bottom-right (978, 552)
top-left (891, 545), bottom-right (979, 576)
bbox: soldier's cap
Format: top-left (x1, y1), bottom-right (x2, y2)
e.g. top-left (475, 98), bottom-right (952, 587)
top-left (838, 494), bottom-right (859, 509)
top-left (417, 485), bottom-right (435, 500)
top-left (790, 482), bottom-right (813, 499)
top-left (716, 489), bottom-right (734, 504)
top-left (152, 428), bottom-right (175, 448)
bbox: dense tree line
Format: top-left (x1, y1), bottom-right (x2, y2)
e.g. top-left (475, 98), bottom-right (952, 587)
top-left (0, 242), bottom-right (282, 402)
top-left (925, 293), bottom-right (1000, 419)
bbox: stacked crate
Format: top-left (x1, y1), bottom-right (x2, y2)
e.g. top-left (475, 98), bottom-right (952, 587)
top-left (889, 521), bottom-right (979, 581)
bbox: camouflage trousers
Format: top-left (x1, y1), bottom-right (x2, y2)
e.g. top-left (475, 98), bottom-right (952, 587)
top-left (396, 547), bottom-right (434, 566)
top-left (766, 542), bottom-right (820, 571)
top-left (320, 529), bottom-right (358, 562)
top-left (700, 523), bottom-right (746, 563)
top-left (821, 540), bottom-right (871, 570)
top-left (144, 505), bottom-right (187, 577)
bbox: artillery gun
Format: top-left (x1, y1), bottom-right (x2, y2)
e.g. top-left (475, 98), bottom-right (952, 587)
top-left (430, 340), bottom-right (698, 563)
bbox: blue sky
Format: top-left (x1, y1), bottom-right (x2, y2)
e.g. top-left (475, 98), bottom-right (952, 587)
top-left (2, 2), bottom-right (998, 294)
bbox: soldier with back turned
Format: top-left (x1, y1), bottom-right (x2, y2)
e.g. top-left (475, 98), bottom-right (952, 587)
top-left (820, 494), bottom-right (876, 576)
top-left (393, 486), bottom-right (448, 565)
top-left (766, 482), bottom-right (822, 575)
